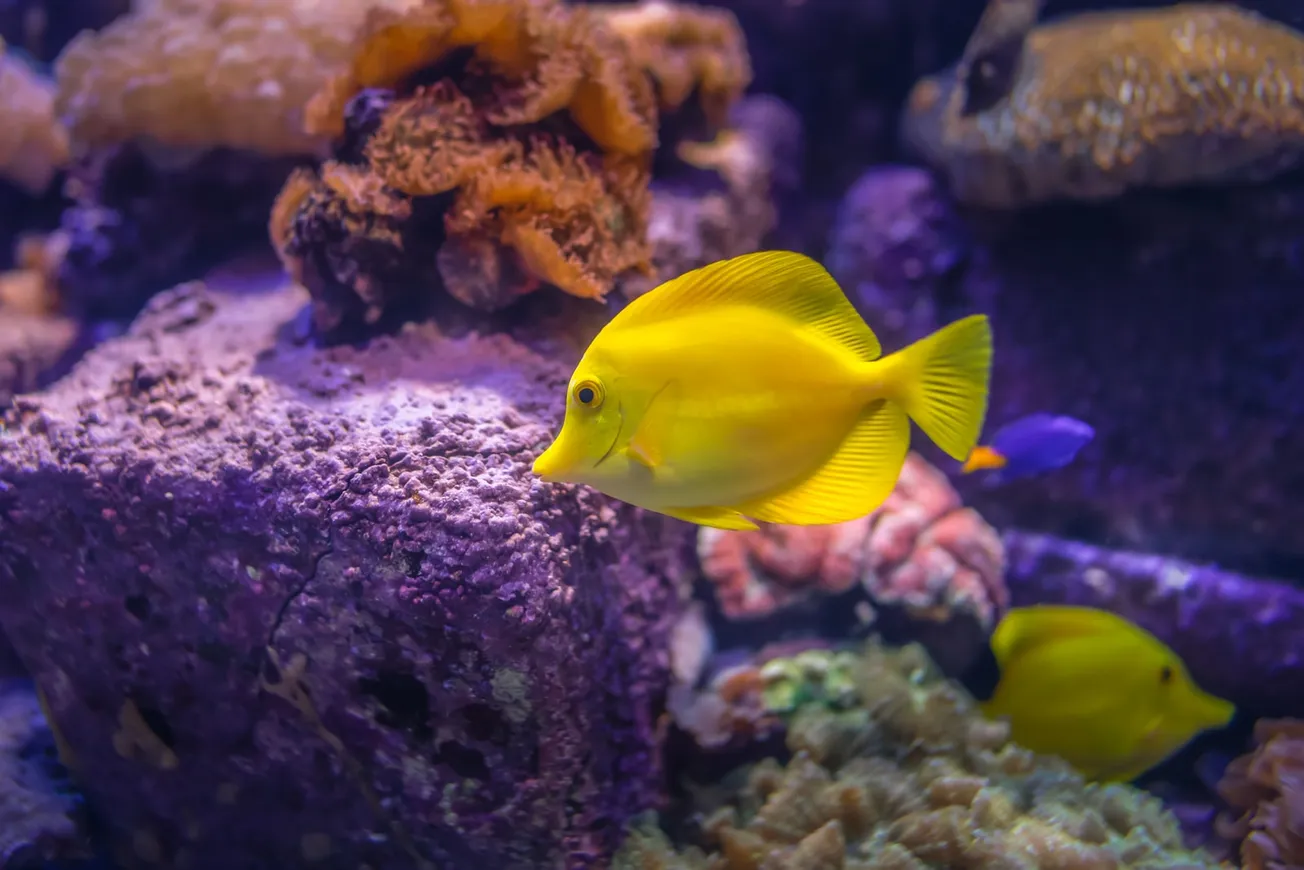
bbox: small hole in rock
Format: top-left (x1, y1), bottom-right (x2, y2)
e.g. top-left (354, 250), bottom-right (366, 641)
top-left (124, 594), bottom-right (151, 621)
top-left (261, 656), bottom-right (281, 685)
top-left (461, 703), bottom-right (509, 744)
top-left (399, 552), bottom-right (422, 578)
top-left (359, 671), bottom-right (431, 740)
top-left (135, 703), bottom-right (176, 749)
top-left (436, 741), bottom-right (489, 780)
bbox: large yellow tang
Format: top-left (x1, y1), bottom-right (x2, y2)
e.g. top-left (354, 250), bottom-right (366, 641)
top-left (531, 250), bottom-right (994, 530)
top-left (981, 605), bottom-right (1236, 782)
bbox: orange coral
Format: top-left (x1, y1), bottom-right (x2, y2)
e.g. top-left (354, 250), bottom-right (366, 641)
top-left (0, 37), bottom-right (68, 194)
top-left (1216, 718), bottom-right (1304, 870)
top-left (276, 0), bottom-right (704, 323)
top-left (697, 453), bottom-right (1008, 627)
top-left (303, 0), bottom-right (658, 154)
top-left (593, 0), bottom-right (752, 125)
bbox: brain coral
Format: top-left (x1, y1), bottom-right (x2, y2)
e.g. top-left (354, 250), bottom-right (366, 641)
top-left (697, 453), bottom-right (1006, 672)
top-left (271, 0), bottom-right (752, 333)
top-left (903, 0), bottom-right (1304, 208)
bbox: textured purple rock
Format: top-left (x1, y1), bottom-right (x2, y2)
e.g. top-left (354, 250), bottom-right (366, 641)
top-left (0, 272), bottom-right (693, 869)
top-left (1003, 531), bottom-right (1304, 717)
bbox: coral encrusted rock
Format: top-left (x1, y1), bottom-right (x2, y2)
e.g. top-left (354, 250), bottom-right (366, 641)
top-left (0, 270), bottom-right (693, 869)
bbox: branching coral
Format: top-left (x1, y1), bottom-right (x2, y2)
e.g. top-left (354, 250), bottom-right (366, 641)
top-left (698, 453), bottom-right (1007, 627)
top-left (630, 640), bottom-right (1230, 869)
top-left (902, 0), bottom-right (1304, 208)
top-left (273, 0), bottom-right (754, 333)
top-left (0, 36), bottom-right (68, 195)
top-left (1216, 718), bottom-right (1304, 870)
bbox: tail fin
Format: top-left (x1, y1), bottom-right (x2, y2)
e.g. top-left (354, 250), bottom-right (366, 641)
top-left (880, 314), bottom-right (992, 460)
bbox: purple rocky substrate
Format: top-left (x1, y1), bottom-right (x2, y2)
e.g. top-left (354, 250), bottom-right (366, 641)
top-left (0, 271), bottom-right (694, 870)
top-left (1003, 530), bottom-right (1304, 717)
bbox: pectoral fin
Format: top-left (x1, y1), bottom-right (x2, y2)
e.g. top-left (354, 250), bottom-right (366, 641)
top-left (627, 380), bottom-right (680, 470)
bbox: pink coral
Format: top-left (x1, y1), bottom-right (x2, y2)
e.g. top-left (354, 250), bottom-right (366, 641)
top-left (1216, 718), bottom-right (1304, 870)
top-left (697, 453), bottom-right (1008, 626)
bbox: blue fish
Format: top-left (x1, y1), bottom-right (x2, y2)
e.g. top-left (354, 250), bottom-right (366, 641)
top-left (961, 413), bottom-right (1094, 483)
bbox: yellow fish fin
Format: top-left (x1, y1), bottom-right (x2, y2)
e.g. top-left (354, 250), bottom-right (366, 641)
top-left (613, 250), bottom-right (882, 361)
top-left (878, 313), bottom-right (992, 461)
top-left (661, 505), bottom-right (760, 530)
top-left (626, 380), bottom-right (680, 469)
top-left (734, 399), bottom-right (910, 525)
top-left (990, 605), bottom-right (1139, 670)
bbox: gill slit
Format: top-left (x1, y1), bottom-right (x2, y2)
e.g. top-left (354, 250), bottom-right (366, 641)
top-left (593, 404), bottom-right (625, 468)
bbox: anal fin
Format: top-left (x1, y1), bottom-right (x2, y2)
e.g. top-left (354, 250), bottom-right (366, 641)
top-left (660, 505), bottom-right (759, 531)
top-left (735, 399), bottom-right (910, 525)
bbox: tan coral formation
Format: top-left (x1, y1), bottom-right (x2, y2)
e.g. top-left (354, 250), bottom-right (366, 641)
top-left (0, 36), bottom-right (69, 194)
top-left (620, 640), bottom-right (1231, 870)
top-left (53, 0), bottom-right (419, 157)
top-left (273, 0), bottom-right (753, 327)
top-left (903, 0), bottom-right (1304, 208)
top-left (1216, 718), bottom-right (1304, 870)
top-left (0, 231), bottom-right (67, 316)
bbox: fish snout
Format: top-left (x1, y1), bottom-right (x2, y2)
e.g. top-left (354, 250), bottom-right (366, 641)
top-left (532, 437), bottom-right (575, 482)
top-left (1193, 692), bottom-right (1236, 731)
top-left (532, 448), bottom-right (561, 481)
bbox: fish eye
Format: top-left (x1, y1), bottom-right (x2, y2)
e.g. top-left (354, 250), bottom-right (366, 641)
top-left (1159, 665), bottom-right (1173, 684)
top-left (572, 379), bottom-right (604, 409)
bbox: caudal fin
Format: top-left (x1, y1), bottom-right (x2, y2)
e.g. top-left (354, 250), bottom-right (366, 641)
top-left (881, 314), bottom-right (992, 460)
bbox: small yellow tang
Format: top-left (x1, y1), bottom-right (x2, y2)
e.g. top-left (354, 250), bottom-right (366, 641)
top-left (531, 250), bottom-right (994, 529)
top-left (981, 604), bottom-right (1235, 782)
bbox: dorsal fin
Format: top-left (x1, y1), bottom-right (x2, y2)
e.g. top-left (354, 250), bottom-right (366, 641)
top-left (990, 605), bottom-right (1138, 668)
top-left (609, 250), bottom-right (882, 362)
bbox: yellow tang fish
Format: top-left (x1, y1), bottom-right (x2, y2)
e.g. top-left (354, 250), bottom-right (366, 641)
top-left (981, 604), bottom-right (1235, 783)
top-left (530, 250), bottom-right (994, 530)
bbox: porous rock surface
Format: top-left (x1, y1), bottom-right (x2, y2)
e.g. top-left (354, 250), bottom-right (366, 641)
top-left (0, 271), bottom-right (693, 870)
